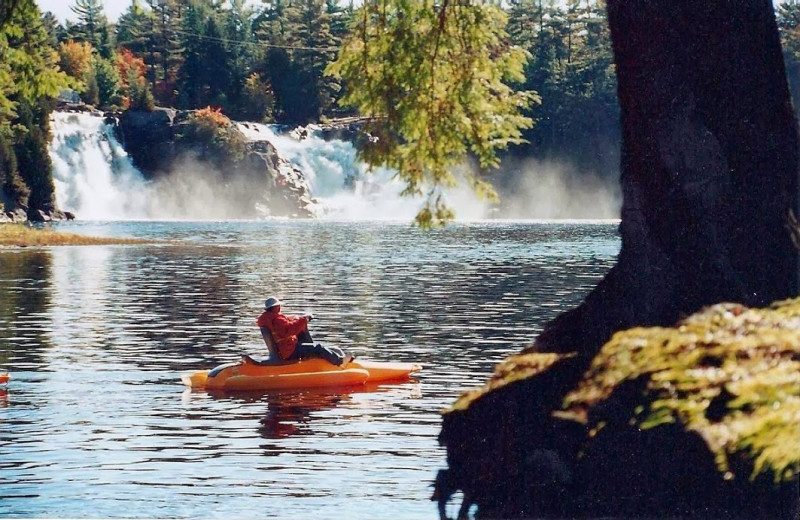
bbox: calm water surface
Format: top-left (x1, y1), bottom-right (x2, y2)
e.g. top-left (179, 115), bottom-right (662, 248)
top-left (0, 220), bottom-right (619, 518)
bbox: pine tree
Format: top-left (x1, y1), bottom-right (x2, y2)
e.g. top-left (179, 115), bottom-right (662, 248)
top-left (68, 0), bottom-right (110, 52)
top-left (222, 0), bottom-right (256, 117)
top-left (284, 0), bottom-right (338, 123)
top-left (201, 15), bottom-right (231, 106)
top-left (176, 1), bottom-right (207, 109)
top-left (116, 0), bottom-right (151, 56)
top-left (144, 0), bottom-right (183, 105)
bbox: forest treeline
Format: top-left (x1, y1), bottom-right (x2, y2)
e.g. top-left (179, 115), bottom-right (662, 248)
top-left (2, 0), bottom-right (800, 218)
top-left (52, 0), bottom-right (619, 162)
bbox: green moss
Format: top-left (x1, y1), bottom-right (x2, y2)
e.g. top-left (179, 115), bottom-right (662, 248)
top-left (448, 352), bottom-right (572, 412)
top-left (446, 299), bottom-right (800, 484)
top-left (565, 299), bottom-right (800, 483)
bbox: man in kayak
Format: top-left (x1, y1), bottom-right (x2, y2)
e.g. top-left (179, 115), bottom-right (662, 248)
top-left (257, 297), bottom-right (353, 366)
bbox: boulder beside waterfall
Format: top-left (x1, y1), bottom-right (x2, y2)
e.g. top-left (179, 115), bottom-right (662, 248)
top-left (117, 108), bottom-right (317, 218)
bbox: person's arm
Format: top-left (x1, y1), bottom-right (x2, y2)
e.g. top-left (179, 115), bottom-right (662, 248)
top-left (271, 314), bottom-right (308, 339)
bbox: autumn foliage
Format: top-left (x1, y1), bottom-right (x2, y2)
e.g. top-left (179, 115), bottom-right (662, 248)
top-left (58, 40), bottom-right (93, 84)
top-left (115, 49), bottom-right (150, 109)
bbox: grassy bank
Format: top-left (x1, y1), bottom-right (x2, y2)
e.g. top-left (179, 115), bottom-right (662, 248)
top-left (0, 223), bottom-right (149, 246)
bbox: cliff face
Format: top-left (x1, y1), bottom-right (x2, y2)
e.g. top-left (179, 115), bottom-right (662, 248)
top-left (117, 108), bottom-right (317, 218)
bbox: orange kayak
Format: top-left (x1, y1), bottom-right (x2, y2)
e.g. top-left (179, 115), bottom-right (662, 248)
top-left (0, 373), bottom-right (7, 385)
top-left (182, 356), bottom-right (421, 391)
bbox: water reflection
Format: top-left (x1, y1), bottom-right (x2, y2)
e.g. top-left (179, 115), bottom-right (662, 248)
top-left (0, 250), bottom-right (53, 367)
top-left (185, 382), bottom-right (424, 441)
top-left (0, 221), bottom-right (619, 519)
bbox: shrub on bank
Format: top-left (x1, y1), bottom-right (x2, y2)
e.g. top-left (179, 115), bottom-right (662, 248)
top-left (178, 106), bottom-right (246, 163)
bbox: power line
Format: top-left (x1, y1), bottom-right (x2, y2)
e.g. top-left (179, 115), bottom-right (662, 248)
top-left (169, 26), bottom-right (340, 53)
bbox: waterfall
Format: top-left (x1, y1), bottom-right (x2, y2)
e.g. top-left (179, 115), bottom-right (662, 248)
top-left (50, 111), bottom-right (152, 220)
top-left (237, 123), bottom-right (492, 221)
top-left (48, 112), bottom-right (492, 221)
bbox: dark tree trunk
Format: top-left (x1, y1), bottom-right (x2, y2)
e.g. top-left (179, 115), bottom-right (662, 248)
top-left (535, 0), bottom-right (799, 359)
top-left (436, 1), bottom-right (799, 518)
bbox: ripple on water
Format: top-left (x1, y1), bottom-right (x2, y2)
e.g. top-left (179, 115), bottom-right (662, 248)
top-left (0, 220), bottom-right (619, 518)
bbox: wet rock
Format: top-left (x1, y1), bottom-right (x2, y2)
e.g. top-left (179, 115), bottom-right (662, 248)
top-left (28, 209), bottom-right (51, 222)
top-left (115, 109), bottom-right (316, 218)
top-left (117, 108), bottom-right (178, 174)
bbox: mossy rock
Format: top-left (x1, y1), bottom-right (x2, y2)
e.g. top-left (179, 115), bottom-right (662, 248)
top-left (438, 299), bottom-right (800, 519)
top-left (565, 298), bottom-right (800, 484)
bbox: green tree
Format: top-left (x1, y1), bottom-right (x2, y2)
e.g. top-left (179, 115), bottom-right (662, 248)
top-left (284, 0), bottom-right (339, 123)
top-left (82, 66), bottom-right (100, 105)
top-left (175, 2), bottom-right (232, 109)
top-left (254, 0), bottom-right (299, 122)
top-left (175, 0), bottom-right (210, 108)
top-left (0, 0), bottom-right (69, 213)
top-left (200, 15), bottom-right (231, 105)
top-left (144, 0), bottom-right (183, 105)
top-left (327, 0), bottom-right (536, 226)
top-left (14, 101), bottom-right (57, 212)
top-left (93, 55), bottom-right (122, 108)
top-left (221, 0), bottom-right (257, 117)
top-left (116, 0), bottom-right (151, 56)
top-left (40, 10), bottom-right (61, 47)
top-left (0, 1), bottom-right (68, 130)
top-left (240, 72), bottom-right (274, 121)
top-left (327, 0), bottom-right (353, 41)
top-left (506, 1), bottom-right (618, 172)
top-left (67, 0), bottom-right (113, 56)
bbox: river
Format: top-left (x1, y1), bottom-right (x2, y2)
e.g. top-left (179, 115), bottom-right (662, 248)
top-left (0, 220), bottom-right (619, 518)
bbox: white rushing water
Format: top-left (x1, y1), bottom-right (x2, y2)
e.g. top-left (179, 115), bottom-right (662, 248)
top-left (237, 122), bottom-right (491, 221)
top-left (50, 112), bottom-right (152, 219)
top-left (49, 112), bottom-right (620, 221)
top-left (48, 112), bottom-right (492, 221)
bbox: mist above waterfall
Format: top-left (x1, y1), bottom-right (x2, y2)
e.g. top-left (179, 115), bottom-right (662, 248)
top-left (50, 112), bottom-right (276, 220)
top-left (257, 124), bottom-right (620, 221)
top-left (49, 112), bottom-right (619, 221)
top-left (492, 157), bottom-right (621, 220)
top-left (238, 122), bottom-right (494, 221)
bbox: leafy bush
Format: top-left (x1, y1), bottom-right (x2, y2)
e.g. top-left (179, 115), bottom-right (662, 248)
top-left (180, 106), bottom-right (245, 162)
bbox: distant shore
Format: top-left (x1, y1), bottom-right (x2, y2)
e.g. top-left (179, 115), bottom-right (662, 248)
top-left (0, 223), bottom-right (150, 247)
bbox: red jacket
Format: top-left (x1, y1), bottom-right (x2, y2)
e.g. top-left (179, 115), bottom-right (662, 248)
top-left (256, 311), bottom-right (308, 359)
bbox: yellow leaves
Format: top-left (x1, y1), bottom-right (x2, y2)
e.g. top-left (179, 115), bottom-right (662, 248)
top-left (446, 352), bottom-right (573, 412)
top-left (194, 106), bottom-right (231, 128)
top-left (326, 1), bottom-right (536, 227)
top-left (58, 40), bottom-right (94, 83)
